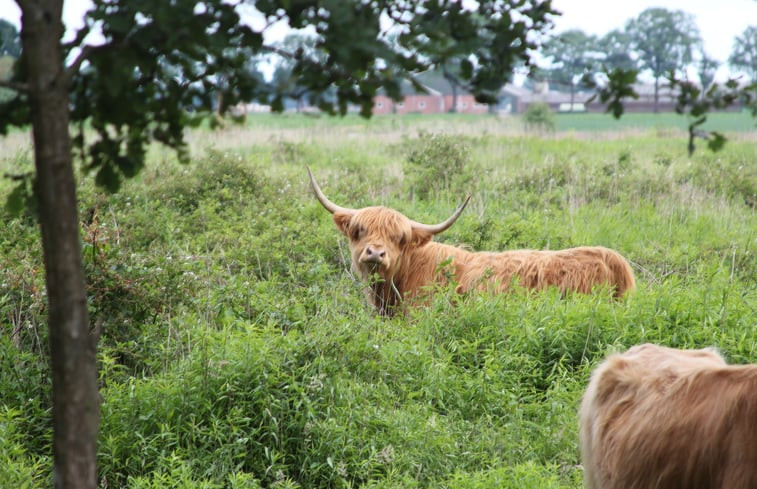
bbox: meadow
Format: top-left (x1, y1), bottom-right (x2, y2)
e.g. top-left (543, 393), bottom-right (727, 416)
top-left (0, 112), bottom-right (756, 488)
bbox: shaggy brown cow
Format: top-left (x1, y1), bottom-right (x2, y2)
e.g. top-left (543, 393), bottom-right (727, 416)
top-left (308, 168), bottom-right (635, 315)
top-left (580, 343), bottom-right (757, 489)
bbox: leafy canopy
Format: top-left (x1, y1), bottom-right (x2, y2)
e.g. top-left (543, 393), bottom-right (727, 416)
top-left (0, 0), bottom-right (557, 192)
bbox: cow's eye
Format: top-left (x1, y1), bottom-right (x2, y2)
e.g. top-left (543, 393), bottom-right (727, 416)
top-left (398, 234), bottom-right (407, 247)
top-left (351, 225), bottom-right (364, 240)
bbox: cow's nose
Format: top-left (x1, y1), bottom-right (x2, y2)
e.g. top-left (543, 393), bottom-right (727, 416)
top-left (362, 246), bottom-right (386, 264)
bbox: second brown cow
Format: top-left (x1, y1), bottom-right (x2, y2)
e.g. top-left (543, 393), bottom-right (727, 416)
top-left (580, 343), bottom-right (757, 489)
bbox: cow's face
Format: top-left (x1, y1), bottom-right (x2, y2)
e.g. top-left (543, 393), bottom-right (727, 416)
top-left (332, 207), bottom-right (432, 280)
top-left (307, 166), bottom-right (470, 281)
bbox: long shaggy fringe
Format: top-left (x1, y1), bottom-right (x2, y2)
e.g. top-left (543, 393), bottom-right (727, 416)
top-left (580, 343), bottom-right (757, 489)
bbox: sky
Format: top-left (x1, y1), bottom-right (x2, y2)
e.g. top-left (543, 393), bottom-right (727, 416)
top-left (1, 0), bottom-right (755, 79)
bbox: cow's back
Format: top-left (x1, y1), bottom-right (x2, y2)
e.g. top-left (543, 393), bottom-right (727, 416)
top-left (456, 246), bottom-right (634, 297)
top-left (580, 344), bottom-right (757, 489)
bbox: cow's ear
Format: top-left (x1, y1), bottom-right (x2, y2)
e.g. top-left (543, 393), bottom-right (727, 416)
top-left (410, 229), bottom-right (432, 248)
top-left (333, 212), bottom-right (353, 236)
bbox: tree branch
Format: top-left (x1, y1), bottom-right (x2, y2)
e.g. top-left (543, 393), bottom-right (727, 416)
top-left (61, 33), bottom-right (138, 86)
top-left (259, 44), bottom-right (295, 59)
top-left (0, 79), bottom-right (28, 93)
top-left (62, 16), bottom-right (141, 86)
top-left (62, 44), bottom-right (99, 85)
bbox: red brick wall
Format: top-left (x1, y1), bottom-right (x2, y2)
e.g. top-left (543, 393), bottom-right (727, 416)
top-left (373, 95), bottom-right (445, 114)
top-left (372, 94), bottom-right (490, 115)
top-left (443, 95), bottom-right (489, 114)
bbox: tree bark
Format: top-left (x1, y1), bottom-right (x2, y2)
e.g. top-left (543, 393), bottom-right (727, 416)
top-left (445, 72), bottom-right (458, 113)
top-left (570, 82), bottom-right (576, 112)
top-left (653, 76), bottom-right (660, 113)
top-left (19, 1), bottom-right (99, 488)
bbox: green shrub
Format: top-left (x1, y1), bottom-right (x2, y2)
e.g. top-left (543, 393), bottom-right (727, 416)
top-left (523, 102), bottom-right (555, 132)
top-left (0, 407), bottom-right (50, 489)
top-left (403, 131), bottom-right (474, 199)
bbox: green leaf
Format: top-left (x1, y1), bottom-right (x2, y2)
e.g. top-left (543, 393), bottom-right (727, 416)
top-left (95, 161), bottom-right (121, 193)
top-left (460, 58), bottom-right (473, 79)
top-left (5, 181), bottom-right (25, 216)
top-left (3, 175), bottom-right (36, 217)
top-left (707, 131), bottom-right (726, 152)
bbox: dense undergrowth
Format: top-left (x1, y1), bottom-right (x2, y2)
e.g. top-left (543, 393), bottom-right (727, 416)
top-left (1, 116), bottom-right (756, 488)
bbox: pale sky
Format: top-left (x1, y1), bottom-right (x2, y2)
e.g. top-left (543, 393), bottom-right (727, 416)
top-left (1, 0), bottom-right (755, 77)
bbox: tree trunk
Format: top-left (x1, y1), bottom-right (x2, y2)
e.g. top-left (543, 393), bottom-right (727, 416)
top-left (653, 76), bottom-right (660, 113)
top-left (20, 1), bottom-right (99, 488)
top-left (444, 70), bottom-right (458, 113)
top-left (448, 81), bottom-right (458, 113)
top-left (570, 82), bottom-right (576, 112)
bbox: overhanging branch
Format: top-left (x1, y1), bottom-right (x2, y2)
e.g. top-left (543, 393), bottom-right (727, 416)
top-left (62, 44), bottom-right (99, 85)
top-left (0, 79), bottom-right (28, 93)
top-left (260, 44), bottom-right (295, 59)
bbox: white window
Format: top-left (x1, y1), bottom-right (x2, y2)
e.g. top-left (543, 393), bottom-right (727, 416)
top-left (418, 101), bottom-right (426, 109)
top-left (377, 101), bottom-right (383, 108)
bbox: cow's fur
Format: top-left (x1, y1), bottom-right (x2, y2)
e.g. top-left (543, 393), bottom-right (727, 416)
top-left (326, 201), bottom-right (634, 315)
top-left (580, 343), bottom-right (757, 489)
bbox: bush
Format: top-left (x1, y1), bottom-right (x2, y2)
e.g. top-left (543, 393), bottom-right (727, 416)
top-left (523, 102), bottom-right (555, 132)
top-left (403, 131), bottom-right (474, 200)
top-left (0, 407), bottom-right (50, 488)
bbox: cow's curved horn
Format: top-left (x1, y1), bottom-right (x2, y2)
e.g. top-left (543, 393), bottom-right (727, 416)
top-left (307, 167), bottom-right (357, 215)
top-left (409, 195), bottom-right (471, 235)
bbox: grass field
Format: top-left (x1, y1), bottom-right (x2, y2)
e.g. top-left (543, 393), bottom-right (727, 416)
top-left (1, 113), bottom-right (756, 488)
top-left (553, 111), bottom-right (757, 133)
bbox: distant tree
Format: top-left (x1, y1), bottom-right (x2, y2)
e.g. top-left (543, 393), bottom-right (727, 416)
top-left (729, 26), bottom-right (757, 81)
top-left (441, 58), bottom-right (465, 113)
top-left (522, 65), bottom-right (549, 91)
top-left (598, 29), bottom-right (636, 72)
top-left (268, 32), bottom-right (325, 112)
top-left (542, 29), bottom-right (598, 111)
top-left (0, 19), bottom-right (21, 103)
top-left (0, 19), bottom-right (21, 58)
top-left (0, 1), bottom-right (557, 488)
top-left (625, 7), bottom-right (701, 112)
top-left (695, 49), bottom-right (719, 93)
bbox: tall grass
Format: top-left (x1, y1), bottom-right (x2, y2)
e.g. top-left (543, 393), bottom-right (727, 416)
top-left (0, 115), bottom-right (755, 488)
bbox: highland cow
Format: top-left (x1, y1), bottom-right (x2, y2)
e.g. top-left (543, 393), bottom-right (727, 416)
top-left (309, 168), bottom-right (635, 315)
top-left (580, 343), bottom-right (757, 489)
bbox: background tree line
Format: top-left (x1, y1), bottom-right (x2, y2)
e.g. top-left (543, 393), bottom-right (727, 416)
top-left (2, 8), bottom-right (755, 117)
top-left (211, 8), bottom-right (757, 116)
top-left (539, 7), bottom-right (757, 114)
